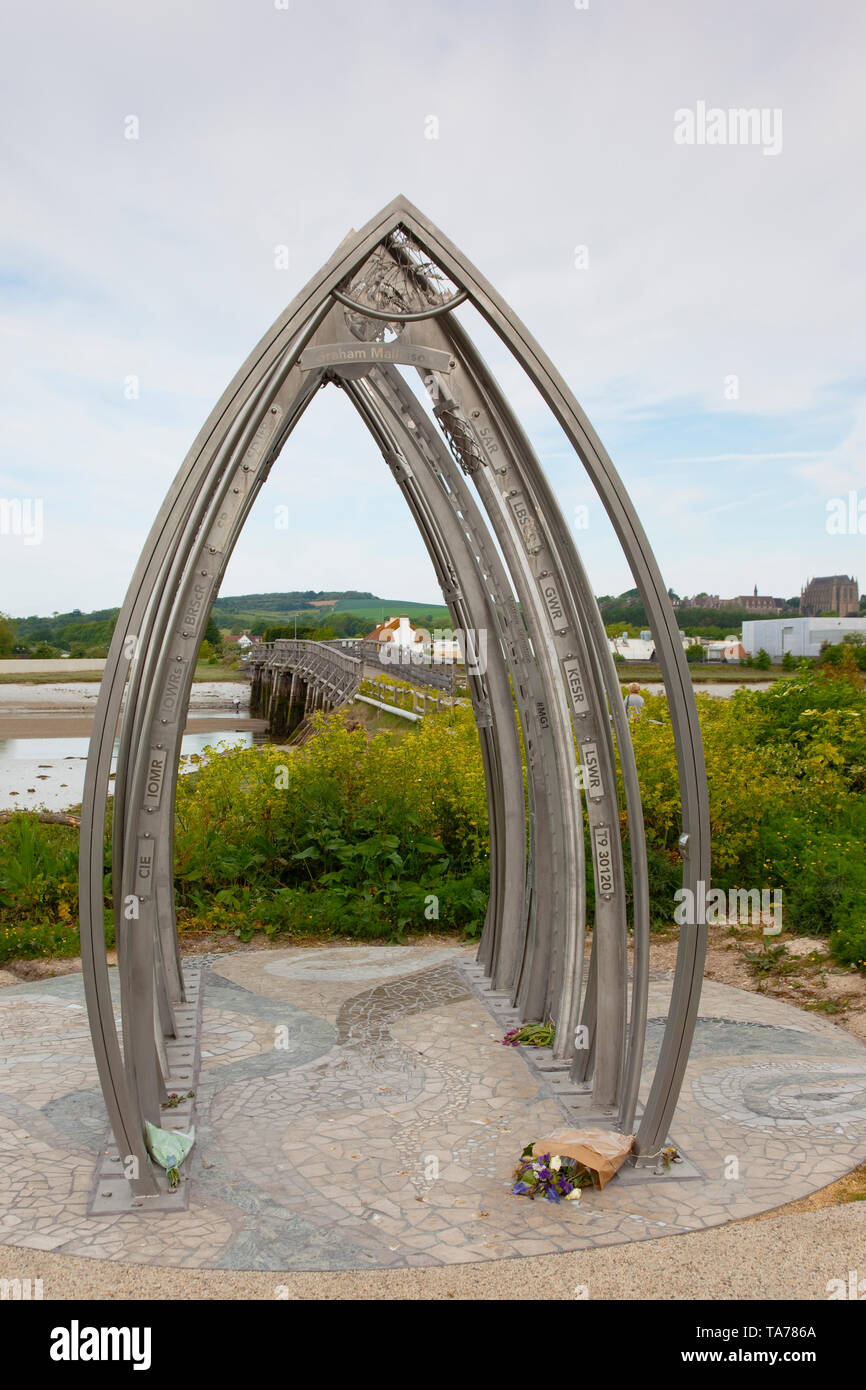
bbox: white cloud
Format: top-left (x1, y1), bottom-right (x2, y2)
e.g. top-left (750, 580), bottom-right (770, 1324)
top-left (1, 0), bottom-right (865, 611)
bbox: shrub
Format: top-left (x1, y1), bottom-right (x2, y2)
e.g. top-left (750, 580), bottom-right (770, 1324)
top-left (172, 707), bottom-right (490, 940)
top-left (2, 661), bottom-right (864, 957)
top-left (829, 922), bottom-right (866, 974)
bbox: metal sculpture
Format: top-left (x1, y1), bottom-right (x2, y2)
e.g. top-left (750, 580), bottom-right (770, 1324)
top-left (79, 197), bottom-right (710, 1199)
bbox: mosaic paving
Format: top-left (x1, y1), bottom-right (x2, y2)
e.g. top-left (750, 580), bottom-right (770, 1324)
top-left (1, 942), bottom-right (866, 1269)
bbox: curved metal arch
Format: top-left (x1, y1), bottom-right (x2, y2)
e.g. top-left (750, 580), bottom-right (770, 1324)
top-left (80, 197), bottom-right (709, 1198)
top-left (331, 286), bottom-right (468, 321)
top-left (382, 200), bottom-right (710, 1156)
top-left (357, 358), bottom-right (581, 1030)
top-left (341, 372), bottom-right (522, 973)
top-left (359, 362), bottom-right (548, 993)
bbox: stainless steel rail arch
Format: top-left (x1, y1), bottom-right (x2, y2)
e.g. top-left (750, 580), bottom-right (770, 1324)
top-left (79, 196), bottom-right (710, 1198)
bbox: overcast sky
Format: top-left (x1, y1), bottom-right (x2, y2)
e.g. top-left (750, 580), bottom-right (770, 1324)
top-left (1, 0), bottom-right (864, 616)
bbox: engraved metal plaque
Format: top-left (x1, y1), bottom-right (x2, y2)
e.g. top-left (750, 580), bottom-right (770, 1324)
top-left (299, 342), bottom-right (453, 373)
top-left (135, 837), bottom-right (156, 895)
top-left (472, 411), bottom-right (501, 463)
top-left (243, 410), bottom-right (281, 469)
top-left (159, 658), bottom-right (188, 722)
top-left (592, 824), bottom-right (615, 898)
top-left (180, 574), bottom-right (213, 637)
top-left (562, 656), bottom-right (589, 717)
top-left (143, 749), bottom-right (168, 812)
top-left (579, 740), bottom-right (604, 802)
top-left (507, 491), bottom-right (542, 554)
top-left (539, 578), bottom-right (568, 633)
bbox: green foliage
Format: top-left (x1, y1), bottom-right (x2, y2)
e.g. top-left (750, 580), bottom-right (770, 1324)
top-left (263, 623), bottom-right (336, 643)
top-left (685, 643), bottom-right (704, 663)
top-left (14, 607), bottom-right (119, 653)
top-left (753, 648), bottom-right (772, 670)
top-left (2, 657), bottom-right (864, 962)
top-left (743, 944), bottom-right (798, 979)
top-left (621, 663), bottom-right (866, 938)
top-left (214, 590), bottom-right (376, 616)
top-left (504, 1021), bottom-right (556, 1047)
top-left (0, 612), bottom-right (16, 657)
top-left (819, 635), bottom-right (866, 671)
top-left (173, 706), bottom-right (489, 940)
top-left (0, 813), bottom-right (105, 961)
top-left (829, 922), bottom-right (866, 974)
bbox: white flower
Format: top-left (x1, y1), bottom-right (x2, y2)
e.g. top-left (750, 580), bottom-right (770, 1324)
top-left (565, 1187), bottom-right (582, 1201)
top-left (550, 1155), bottom-right (562, 1171)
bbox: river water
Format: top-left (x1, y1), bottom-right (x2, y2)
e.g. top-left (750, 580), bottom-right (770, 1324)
top-left (0, 682), bottom-right (252, 812)
top-left (638, 681), bottom-right (774, 700)
top-left (0, 678), bottom-right (773, 813)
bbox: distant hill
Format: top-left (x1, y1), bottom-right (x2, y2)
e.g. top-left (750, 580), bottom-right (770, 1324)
top-left (212, 590), bottom-right (376, 615)
top-left (9, 591), bottom-right (455, 652)
top-left (13, 607), bottom-right (120, 656)
top-left (212, 591), bottom-right (452, 634)
top-left (331, 596), bottom-right (452, 624)
top-left (15, 585), bottom-right (781, 655)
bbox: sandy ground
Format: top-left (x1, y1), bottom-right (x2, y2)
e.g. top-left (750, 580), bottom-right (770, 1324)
top-left (0, 660), bottom-right (107, 675)
top-left (0, 680), bottom-right (248, 715)
top-left (1, 1203), bottom-right (863, 1300)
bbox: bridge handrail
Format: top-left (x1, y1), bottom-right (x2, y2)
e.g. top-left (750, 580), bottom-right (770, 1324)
top-left (249, 639), bottom-right (361, 678)
top-left (249, 638), bottom-right (465, 694)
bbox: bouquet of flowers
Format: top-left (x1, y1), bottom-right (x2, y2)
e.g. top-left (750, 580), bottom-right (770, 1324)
top-left (511, 1144), bottom-right (594, 1202)
top-left (502, 1021), bottom-right (556, 1048)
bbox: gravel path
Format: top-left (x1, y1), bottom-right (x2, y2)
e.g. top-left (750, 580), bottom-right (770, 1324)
top-left (2, 1203), bottom-right (863, 1300)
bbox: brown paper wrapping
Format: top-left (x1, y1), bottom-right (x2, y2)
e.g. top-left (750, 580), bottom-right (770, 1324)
top-left (531, 1128), bottom-right (635, 1189)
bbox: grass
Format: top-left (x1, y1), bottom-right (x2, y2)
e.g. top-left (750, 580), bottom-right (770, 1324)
top-left (615, 662), bottom-right (786, 683)
top-left (0, 670), bottom-right (106, 684)
top-left (192, 663), bottom-right (249, 683)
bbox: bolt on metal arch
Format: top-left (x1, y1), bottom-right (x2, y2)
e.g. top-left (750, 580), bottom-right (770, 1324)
top-left (78, 197), bottom-right (711, 1198)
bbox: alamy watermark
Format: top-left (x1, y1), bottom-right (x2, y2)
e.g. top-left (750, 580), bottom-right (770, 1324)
top-left (826, 490), bottom-right (866, 535)
top-left (50, 1322), bottom-right (151, 1369)
top-left (1, 1277), bottom-right (43, 1300)
top-left (0, 497), bottom-right (43, 546)
top-left (674, 101), bottom-right (783, 157)
top-left (378, 627), bottom-right (488, 676)
top-left (674, 881), bottom-right (783, 933)
top-left (827, 1269), bottom-right (866, 1299)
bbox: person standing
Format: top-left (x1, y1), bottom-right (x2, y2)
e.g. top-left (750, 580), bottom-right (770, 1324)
top-left (624, 681), bottom-right (644, 721)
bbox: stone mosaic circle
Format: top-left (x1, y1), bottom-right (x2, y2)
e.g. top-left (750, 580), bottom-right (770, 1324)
top-left (1, 943), bottom-right (866, 1270)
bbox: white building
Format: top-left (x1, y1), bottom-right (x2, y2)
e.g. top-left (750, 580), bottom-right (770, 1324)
top-left (742, 616), bottom-right (866, 663)
top-left (609, 632), bottom-right (655, 661)
top-left (705, 637), bottom-right (747, 663)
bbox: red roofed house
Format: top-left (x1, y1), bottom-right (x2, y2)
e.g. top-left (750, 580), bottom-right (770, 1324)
top-left (365, 615), bottom-right (425, 651)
